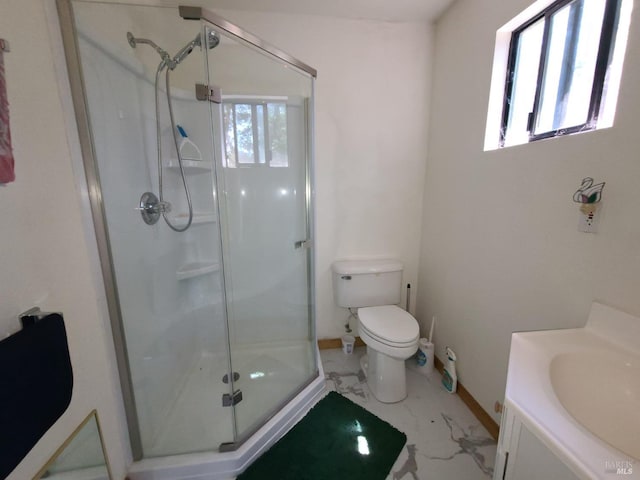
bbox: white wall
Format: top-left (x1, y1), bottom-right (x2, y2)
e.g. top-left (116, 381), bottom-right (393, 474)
top-left (0, 1), bottom-right (130, 478)
top-left (417, 0), bottom-right (640, 422)
top-left (213, 9), bottom-right (434, 338)
top-left (1, 2), bottom-right (434, 476)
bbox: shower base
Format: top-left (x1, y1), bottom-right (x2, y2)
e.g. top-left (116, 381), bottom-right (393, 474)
top-left (127, 343), bottom-right (325, 480)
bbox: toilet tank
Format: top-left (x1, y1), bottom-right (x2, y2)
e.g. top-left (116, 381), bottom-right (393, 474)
top-left (332, 259), bottom-right (403, 308)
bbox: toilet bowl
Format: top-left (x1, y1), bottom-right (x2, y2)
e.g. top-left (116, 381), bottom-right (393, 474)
top-left (358, 305), bottom-right (419, 403)
top-left (331, 259), bottom-right (420, 404)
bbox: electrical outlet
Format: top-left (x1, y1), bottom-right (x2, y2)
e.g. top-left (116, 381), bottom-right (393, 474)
top-left (578, 204), bottom-right (599, 233)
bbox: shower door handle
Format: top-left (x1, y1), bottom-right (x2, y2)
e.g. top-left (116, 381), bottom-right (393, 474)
top-left (294, 239), bottom-right (312, 249)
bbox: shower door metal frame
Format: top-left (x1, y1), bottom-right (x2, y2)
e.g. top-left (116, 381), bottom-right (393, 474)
top-left (55, 0), bottom-right (144, 460)
top-left (179, 6), bottom-right (317, 78)
top-left (194, 9), bottom-right (319, 450)
top-left (55, 0), bottom-right (318, 461)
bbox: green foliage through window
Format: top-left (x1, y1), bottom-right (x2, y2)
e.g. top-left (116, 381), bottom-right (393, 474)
top-left (223, 101), bottom-right (288, 167)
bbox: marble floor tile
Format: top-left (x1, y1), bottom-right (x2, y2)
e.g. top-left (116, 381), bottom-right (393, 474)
top-left (320, 346), bottom-right (497, 480)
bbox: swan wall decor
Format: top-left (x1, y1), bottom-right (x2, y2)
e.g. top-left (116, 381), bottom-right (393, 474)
top-left (573, 177), bottom-right (605, 204)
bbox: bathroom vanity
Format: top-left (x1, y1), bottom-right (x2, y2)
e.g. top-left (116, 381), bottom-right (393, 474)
top-left (495, 406), bottom-right (580, 480)
top-left (494, 303), bottom-right (639, 480)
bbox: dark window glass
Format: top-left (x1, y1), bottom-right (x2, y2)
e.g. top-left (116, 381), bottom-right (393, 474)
top-left (501, 0), bottom-right (620, 146)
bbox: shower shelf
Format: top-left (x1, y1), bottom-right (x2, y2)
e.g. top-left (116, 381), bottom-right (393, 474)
top-left (176, 261), bottom-right (220, 281)
top-left (166, 159), bottom-right (211, 173)
top-left (172, 212), bottom-right (217, 226)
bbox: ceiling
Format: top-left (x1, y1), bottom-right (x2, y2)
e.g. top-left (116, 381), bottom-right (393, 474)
top-left (83, 0), bottom-right (456, 22)
top-left (202, 0), bottom-right (456, 22)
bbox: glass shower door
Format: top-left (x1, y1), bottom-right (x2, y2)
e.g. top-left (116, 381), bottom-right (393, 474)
top-left (203, 25), bottom-right (317, 441)
top-left (68, 1), bottom-right (237, 458)
top-left (64, 0), bottom-right (318, 459)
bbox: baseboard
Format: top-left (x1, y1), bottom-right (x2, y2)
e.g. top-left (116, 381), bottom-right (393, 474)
top-left (316, 337), bottom-right (499, 440)
top-left (434, 356), bottom-right (499, 440)
top-left (317, 336), bottom-right (366, 350)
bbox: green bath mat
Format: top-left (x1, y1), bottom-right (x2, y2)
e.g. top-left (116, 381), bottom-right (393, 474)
top-left (237, 391), bottom-right (406, 480)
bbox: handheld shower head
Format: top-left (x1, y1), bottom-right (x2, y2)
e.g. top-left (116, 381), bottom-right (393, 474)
top-left (172, 34), bottom-right (199, 66)
top-left (171, 31), bottom-right (220, 67)
top-left (126, 31), bottom-right (220, 70)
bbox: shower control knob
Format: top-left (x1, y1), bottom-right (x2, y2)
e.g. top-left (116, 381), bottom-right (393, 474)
top-left (135, 202), bottom-right (172, 213)
top-left (137, 192), bottom-right (171, 225)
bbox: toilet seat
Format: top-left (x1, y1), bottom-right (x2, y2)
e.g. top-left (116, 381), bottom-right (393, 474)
top-left (358, 305), bottom-right (419, 346)
top-left (360, 324), bottom-right (418, 348)
top-left (357, 305), bottom-right (419, 401)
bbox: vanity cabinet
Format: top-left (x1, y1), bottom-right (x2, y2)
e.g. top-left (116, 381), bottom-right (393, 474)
top-left (495, 306), bottom-right (640, 480)
top-left (494, 405), bottom-right (581, 480)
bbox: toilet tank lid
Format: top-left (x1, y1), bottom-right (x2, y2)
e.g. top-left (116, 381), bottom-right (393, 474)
top-left (332, 259), bottom-right (403, 275)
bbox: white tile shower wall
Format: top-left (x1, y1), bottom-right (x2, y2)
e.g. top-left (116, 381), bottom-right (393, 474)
top-left (74, 2), bottom-right (314, 348)
top-left (76, 24), bottom-right (226, 449)
top-left (0, 1), bottom-right (130, 478)
top-left (417, 0), bottom-right (640, 423)
top-left (220, 103), bottom-right (310, 346)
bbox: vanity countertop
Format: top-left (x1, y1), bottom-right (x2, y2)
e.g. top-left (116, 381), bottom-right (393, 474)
top-left (505, 303), bottom-right (639, 479)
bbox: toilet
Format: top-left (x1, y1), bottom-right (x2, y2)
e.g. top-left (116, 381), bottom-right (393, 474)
top-left (332, 259), bottom-right (419, 403)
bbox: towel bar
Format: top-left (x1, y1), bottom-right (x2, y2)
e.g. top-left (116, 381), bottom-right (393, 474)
top-left (19, 307), bottom-right (61, 329)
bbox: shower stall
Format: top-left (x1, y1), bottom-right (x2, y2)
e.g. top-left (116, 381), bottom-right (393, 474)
top-left (56, 1), bottom-right (322, 476)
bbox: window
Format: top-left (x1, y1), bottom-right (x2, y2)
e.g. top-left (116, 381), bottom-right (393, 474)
top-left (222, 100), bottom-right (288, 168)
top-left (499, 0), bottom-right (628, 147)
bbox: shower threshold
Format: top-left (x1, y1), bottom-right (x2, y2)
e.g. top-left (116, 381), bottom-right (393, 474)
top-left (126, 350), bottom-right (325, 480)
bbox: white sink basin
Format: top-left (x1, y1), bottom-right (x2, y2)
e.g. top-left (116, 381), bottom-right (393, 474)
top-left (550, 349), bottom-right (640, 461)
top-left (505, 303), bottom-right (640, 478)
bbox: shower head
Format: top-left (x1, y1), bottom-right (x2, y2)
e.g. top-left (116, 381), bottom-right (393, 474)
top-left (126, 31), bottom-right (219, 70)
top-left (206, 30), bottom-right (221, 49)
top-left (171, 31), bottom-right (220, 67)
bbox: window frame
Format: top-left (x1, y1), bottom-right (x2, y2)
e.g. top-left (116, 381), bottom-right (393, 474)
top-left (500, 0), bottom-right (621, 146)
top-left (222, 98), bottom-right (289, 168)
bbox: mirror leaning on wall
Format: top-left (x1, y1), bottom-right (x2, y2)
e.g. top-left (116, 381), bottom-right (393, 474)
top-left (32, 410), bottom-right (112, 480)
